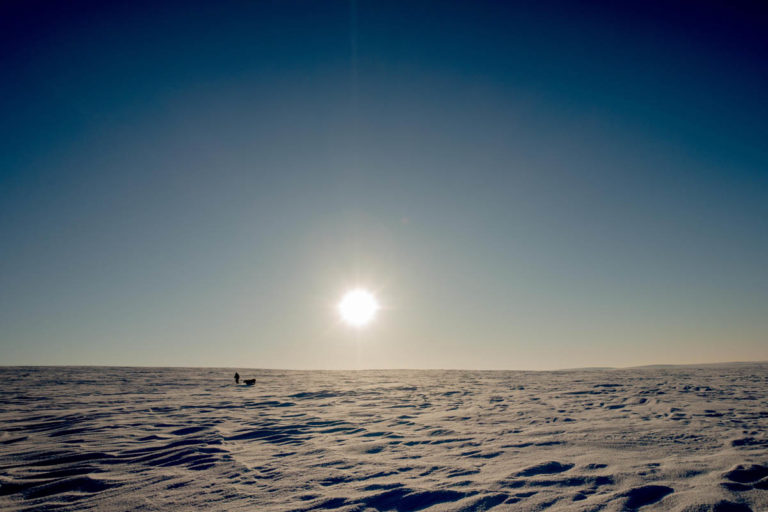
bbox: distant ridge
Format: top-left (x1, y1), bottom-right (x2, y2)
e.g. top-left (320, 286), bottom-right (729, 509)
top-left (557, 367), bottom-right (616, 371)
top-left (557, 361), bottom-right (768, 372)
top-left (625, 361), bottom-right (768, 370)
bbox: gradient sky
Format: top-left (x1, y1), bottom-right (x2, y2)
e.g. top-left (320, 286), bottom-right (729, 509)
top-left (1, 0), bottom-right (767, 369)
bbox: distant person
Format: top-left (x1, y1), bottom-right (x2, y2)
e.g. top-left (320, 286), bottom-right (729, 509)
top-left (234, 372), bottom-right (240, 384)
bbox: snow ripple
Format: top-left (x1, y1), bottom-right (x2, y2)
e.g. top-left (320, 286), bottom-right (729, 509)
top-left (1, 365), bottom-right (767, 510)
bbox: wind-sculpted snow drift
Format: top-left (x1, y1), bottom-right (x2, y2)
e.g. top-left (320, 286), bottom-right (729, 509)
top-left (1, 365), bottom-right (767, 511)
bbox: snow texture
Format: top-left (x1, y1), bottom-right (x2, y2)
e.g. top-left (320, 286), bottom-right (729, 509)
top-left (1, 365), bottom-right (767, 511)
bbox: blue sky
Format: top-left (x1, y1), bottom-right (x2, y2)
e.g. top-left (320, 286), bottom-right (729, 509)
top-left (1, 0), bottom-right (767, 369)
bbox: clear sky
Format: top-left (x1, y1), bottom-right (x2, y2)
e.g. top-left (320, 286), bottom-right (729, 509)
top-left (1, 0), bottom-right (767, 369)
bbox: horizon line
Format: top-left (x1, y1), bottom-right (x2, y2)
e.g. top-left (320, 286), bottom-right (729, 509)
top-left (1, 360), bottom-right (766, 372)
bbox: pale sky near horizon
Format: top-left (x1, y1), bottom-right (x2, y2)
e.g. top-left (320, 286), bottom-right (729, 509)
top-left (1, 1), bottom-right (767, 370)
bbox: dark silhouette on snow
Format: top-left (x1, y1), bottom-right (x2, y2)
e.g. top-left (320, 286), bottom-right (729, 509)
top-left (234, 372), bottom-right (240, 384)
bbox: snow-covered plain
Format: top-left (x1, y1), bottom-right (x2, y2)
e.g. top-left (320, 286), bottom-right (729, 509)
top-left (1, 365), bottom-right (767, 511)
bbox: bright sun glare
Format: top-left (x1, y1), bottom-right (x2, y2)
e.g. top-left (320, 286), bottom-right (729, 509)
top-left (338, 289), bottom-right (379, 328)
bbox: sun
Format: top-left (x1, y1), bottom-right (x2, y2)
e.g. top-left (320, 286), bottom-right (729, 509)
top-left (338, 288), bottom-right (379, 328)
